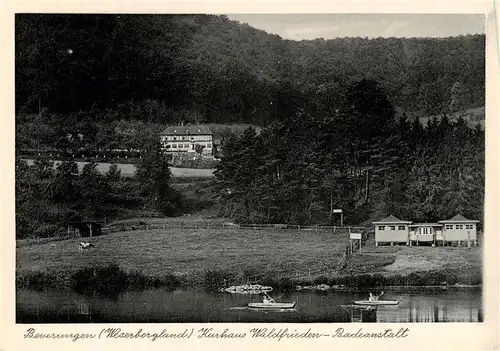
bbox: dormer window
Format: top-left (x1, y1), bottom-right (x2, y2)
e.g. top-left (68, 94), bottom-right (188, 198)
top-left (173, 129), bottom-right (177, 133)
top-left (197, 129), bottom-right (201, 133)
top-left (185, 129), bottom-right (189, 133)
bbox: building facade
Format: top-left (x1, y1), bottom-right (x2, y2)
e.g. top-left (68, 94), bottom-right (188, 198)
top-left (160, 125), bottom-right (214, 156)
top-left (372, 214), bottom-right (480, 247)
top-left (372, 215), bottom-right (412, 246)
top-left (438, 214), bottom-right (479, 246)
top-left (409, 223), bottom-right (443, 246)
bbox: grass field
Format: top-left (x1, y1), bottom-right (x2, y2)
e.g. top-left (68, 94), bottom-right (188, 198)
top-left (341, 243), bottom-right (482, 285)
top-left (21, 159), bottom-right (215, 178)
top-left (17, 228), bottom-right (483, 291)
top-left (17, 228), bottom-right (350, 285)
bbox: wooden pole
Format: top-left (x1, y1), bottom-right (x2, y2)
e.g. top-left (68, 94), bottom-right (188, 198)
top-left (365, 169), bottom-right (369, 202)
top-left (329, 191), bottom-right (333, 222)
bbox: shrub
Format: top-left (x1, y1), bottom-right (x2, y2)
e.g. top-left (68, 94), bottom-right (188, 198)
top-left (17, 271), bottom-right (60, 291)
top-left (203, 270), bottom-right (234, 292)
top-left (33, 224), bottom-right (61, 238)
top-left (163, 274), bottom-right (182, 290)
top-left (313, 275), bottom-right (329, 285)
top-left (71, 263), bottom-right (128, 295)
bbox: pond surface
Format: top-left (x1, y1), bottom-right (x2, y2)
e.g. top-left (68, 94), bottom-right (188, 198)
top-left (16, 288), bottom-right (482, 323)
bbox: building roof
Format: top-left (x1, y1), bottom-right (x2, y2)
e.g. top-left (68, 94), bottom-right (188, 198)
top-left (372, 215), bottom-right (412, 225)
top-left (409, 223), bottom-right (443, 227)
top-left (162, 125), bottom-right (213, 136)
top-left (438, 214), bottom-right (480, 223)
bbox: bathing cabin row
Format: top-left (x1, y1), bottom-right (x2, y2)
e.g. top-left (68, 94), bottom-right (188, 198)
top-left (372, 214), bottom-right (479, 247)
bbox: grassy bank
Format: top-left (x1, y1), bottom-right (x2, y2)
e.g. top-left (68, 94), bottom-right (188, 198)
top-left (16, 227), bottom-right (482, 293)
top-left (17, 228), bottom-right (349, 289)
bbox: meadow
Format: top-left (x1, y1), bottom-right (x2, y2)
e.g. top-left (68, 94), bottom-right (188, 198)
top-left (16, 226), bottom-right (482, 292)
top-left (16, 228), bottom-right (350, 287)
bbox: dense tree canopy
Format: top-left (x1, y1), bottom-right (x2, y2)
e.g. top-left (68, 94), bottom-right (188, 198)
top-left (215, 80), bottom-right (484, 225)
top-left (15, 14), bottom-right (485, 233)
top-left (16, 14), bottom-right (484, 125)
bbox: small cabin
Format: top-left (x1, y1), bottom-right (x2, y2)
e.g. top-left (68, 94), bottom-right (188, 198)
top-left (408, 223), bottom-right (443, 246)
top-left (372, 215), bottom-right (412, 246)
top-left (67, 221), bottom-right (103, 238)
top-left (438, 214), bottom-right (479, 247)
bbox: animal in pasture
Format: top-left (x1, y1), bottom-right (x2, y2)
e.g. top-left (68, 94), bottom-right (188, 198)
top-left (78, 242), bottom-right (95, 252)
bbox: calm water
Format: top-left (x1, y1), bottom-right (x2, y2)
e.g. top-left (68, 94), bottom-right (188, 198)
top-left (16, 288), bottom-right (482, 323)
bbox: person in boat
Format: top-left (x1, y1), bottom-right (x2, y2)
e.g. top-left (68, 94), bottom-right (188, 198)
top-left (368, 292), bottom-right (384, 302)
top-left (262, 293), bottom-right (275, 304)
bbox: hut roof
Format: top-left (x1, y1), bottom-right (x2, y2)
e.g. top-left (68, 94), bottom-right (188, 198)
top-left (372, 215), bottom-right (412, 225)
top-left (438, 214), bottom-right (480, 223)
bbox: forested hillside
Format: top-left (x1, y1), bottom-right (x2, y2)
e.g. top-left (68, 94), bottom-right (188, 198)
top-left (215, 80), bottom-right (484, 225)
top-left (16, 14), bottom-right (484, 125)
top-left (15, 14), bottom-right (485, 231)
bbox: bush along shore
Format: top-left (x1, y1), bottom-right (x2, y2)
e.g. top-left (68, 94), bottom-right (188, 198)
top-left (16, 263), bottom-right (481, 296)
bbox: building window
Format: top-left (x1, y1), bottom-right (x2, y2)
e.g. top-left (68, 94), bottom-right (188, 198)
top-left (182, 136), bottom-right (185, 140)
top-left (398, 225), bottom-right (405, 230)
top-left (184, 144), bottom-right (189, 148)
top-left (378, 226), bottom-right (385, 230)
top-left (389, 226), bottom-right (395, 230)
top-left (173, 137), bottom-right (176, 141)
top-left (445, 224), bottom-right (453, 229)
top-left (172, 144), bottom-right (177, 148)
top-left (456, 224), bottom-right (463, 229)
top-left (466, 224), bottom-right (474, 229)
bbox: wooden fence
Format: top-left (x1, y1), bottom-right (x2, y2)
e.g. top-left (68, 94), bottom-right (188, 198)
top-left (17, 220), bottom-right (366, 247)
top-left (106, 220), bottom-right (365, 234)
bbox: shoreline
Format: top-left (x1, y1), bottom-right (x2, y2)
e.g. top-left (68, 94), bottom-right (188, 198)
top-left (16, 263), bottom-right (482, 295)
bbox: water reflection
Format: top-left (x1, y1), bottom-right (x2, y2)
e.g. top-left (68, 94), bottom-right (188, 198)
top-left (16, 288), bottom-right (482, 323)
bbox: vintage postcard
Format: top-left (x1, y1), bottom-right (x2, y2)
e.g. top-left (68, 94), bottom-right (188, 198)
top-left (1, 1), bottom-right (498, 350)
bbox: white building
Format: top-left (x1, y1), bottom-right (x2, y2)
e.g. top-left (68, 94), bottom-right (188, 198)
top-left (160, 125), bottom-right (214, 156)
top-left (438, 214), bottom-right (479, 246)
top-left (372, 215), bottom-right (412, 246)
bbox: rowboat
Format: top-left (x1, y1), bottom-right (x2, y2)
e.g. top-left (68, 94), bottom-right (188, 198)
top-left (354, 300), bottom-right (399, 306)
top-left (248, 302), bottom-right (296, 309)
